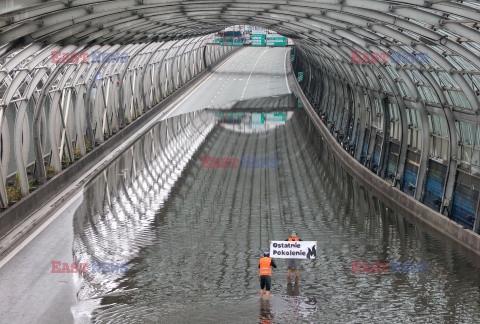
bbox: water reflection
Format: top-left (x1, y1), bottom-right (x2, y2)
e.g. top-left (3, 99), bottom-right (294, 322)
top-left (71, 108), bottom-right (480, 323)
top-left (286, 283), bottom-right (299, 296)
top-left (214, 111), bottom-right (293, 133)
top-left (71, 111), bottom-right (214, 306)
top-left (258, 300), bottom-right (274, 324)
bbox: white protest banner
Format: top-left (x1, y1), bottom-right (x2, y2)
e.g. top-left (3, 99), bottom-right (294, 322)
top-left (270, 241), bottom-right (317, 259)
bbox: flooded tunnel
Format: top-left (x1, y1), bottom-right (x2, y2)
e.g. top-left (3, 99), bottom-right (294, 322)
top-left (70, 109), bottom-right (480, 322)
top-left (1, 1), bottom-right (480, 322)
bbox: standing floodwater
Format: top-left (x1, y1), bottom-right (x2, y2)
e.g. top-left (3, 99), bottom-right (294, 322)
top-left (73, 111), bottom-right (480, 323)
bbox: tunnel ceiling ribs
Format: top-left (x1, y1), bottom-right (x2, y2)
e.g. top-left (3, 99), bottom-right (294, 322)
top-left (0, 16), bottom-right (235, 210)
top-left (0, 1), bottom-right (480, 231)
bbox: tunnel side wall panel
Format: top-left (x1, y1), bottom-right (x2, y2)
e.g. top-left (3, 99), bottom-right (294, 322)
top-left (288, 52), bottom-right (480, 257)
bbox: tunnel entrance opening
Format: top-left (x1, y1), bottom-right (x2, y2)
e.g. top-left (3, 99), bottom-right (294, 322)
top-left (212, 25), bottom-right (292, 47)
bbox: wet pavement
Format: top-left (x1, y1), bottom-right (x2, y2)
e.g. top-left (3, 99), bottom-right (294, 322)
top-left (72, 111), bottom-right (480, 323)
top-left (1, 46), bottom-right (479, 323)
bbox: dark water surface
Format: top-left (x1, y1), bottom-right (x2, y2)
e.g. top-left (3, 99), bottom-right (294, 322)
top-left (73, 111), bottom-right (480, 323)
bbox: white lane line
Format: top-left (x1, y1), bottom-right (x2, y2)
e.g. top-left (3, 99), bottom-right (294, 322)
top-left (240, 48), bottom-right (268, 100)
top-left (0, 48), bottom-right (246, 268)
top-left (284, 49), bottom-right (292, 94)
top-left (162, 49), bottom-right (244, 119)
top-left (0, 190), bottom-right (83, 269)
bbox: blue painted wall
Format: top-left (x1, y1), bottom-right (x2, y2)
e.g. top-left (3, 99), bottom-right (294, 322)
top-left (422, 160), bottom-right (447, 212)
top-left (372, 138), bottom-right (381, 174)
top-left (451, 182), bottom-right (477, 230)
top-left (385, 143), bottom-right (399, 182)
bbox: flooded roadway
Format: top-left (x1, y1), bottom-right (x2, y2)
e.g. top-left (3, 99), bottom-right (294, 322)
top-left (74, 110), bottom-right (480, 323)
top-left (1, 46), bottom-right (479, 323)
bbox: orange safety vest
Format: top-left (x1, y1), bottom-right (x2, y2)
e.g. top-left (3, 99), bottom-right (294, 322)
top-left (288, 237), bottom-right (300, 241)
top-left (259, 257), bottom-right (272, 277)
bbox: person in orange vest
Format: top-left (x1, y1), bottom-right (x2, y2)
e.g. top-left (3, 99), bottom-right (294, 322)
top-left (286, 231), bottom-right (301, 283)
top-left (259, 252), bottom-right (277, 301)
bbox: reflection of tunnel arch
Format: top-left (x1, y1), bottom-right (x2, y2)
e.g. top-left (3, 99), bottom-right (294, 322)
top-left (1, 2), bottom-right (480, 229)
top-left (73, 110), bottom-right (214, 298)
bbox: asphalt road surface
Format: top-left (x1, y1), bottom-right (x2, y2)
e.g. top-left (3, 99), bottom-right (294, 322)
top-left (169, 46), bottom-right (292, 116)
top-left (0, 46), bottom-right (293, 323)
top-left (1, 46), bottom-right (479, 323)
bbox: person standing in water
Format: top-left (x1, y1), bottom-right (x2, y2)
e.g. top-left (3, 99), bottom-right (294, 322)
top-left (259, 252), bottom-right (277, 301)
top-left (286, 231), bottom-right (301, 283)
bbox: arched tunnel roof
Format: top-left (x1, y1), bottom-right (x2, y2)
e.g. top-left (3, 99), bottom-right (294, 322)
top-left (1, 1), bottom-right (479, 110)
top-left (1, 1), bottom-right (480, 228)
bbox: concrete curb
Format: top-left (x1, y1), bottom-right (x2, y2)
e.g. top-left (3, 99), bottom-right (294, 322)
top-left (287, 53), bottom-right (480, 259)
top-left (0, 48), bottom-right (241, 245)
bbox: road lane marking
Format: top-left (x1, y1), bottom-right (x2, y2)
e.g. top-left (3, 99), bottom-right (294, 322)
top-left (284, 49), bottom-right (292, 94)
top-left (0, 190), bottom-right (83, 269)
top-left (0, 48), bottom-right (246, 267)
top-left (240, 48), bottom-right (268, 100)
top-left (163, 49), bottom-right (244, 119)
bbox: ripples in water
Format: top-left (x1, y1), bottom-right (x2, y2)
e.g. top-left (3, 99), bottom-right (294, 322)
top-left (73, 110), bottom-right (480, 323)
